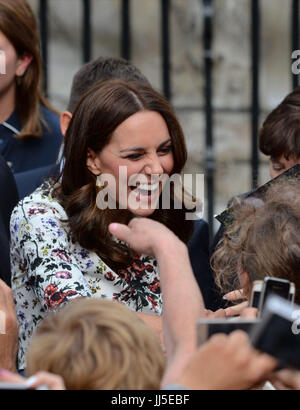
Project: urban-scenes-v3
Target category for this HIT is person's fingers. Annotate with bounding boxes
[223,289,246,301]
[208,332,228,346]
[0,369,24,383]
[0,281,16,315]
[28,371,66,390]
[212,309,227,318]
[0,279,8,307]
[108,223,131,241]
[224,301,249,317]
[205,309,226,318]
[272,369,300,390]
[248,352,278,384]
[240,307,258,318]
[226,330,252,355]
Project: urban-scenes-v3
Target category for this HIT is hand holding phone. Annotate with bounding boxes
[250,294,300,369]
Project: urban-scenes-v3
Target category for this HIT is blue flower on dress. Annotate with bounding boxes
[18,311,26,321]
[41,218,58,228]
[86,261,94,269]
[79,249,89,259]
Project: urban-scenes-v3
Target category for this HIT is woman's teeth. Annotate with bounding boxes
[130,183,160,198]
[137,183,159,192]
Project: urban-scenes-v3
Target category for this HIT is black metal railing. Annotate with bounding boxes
[121,0,131,61]
[38,0,300,240]
[39,0,48,95]
[82,0,92,63]
[203,0,214,242]
[251,0,260,190]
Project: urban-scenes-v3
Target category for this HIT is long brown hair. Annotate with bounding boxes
[55,80,193,272]
[212,179,300,304]
[0,0,58,138]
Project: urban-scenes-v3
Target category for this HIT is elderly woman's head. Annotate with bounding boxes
[212,179,300,304]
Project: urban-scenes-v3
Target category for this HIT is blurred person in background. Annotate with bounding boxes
[0,0,62,173]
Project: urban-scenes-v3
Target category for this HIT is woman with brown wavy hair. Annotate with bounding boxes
[0,0,61,173]
[10,79,194,371]
[211,179,300,306]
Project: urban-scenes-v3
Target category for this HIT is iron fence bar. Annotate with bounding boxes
[82,0,92,63]
[39,0,48,96]
[161,0,171,100]
[251,0,260,189]
[203,0,215,241]
[121,0,131,60]
[292,0,299,89]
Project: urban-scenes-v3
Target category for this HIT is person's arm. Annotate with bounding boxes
[109,218,205,386]
[0,369,65,390]
[0,279,18,372]
[154,237,205,386]
[135,313,163,346]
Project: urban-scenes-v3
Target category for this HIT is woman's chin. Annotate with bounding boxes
[129,206,157,217]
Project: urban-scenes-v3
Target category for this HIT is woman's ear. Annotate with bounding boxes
[15,53,33,77]
[60,111,72,137]
[86,148,102,175]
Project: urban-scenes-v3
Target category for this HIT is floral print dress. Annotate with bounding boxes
[10,180,162,370]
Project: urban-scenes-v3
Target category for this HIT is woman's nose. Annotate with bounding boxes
[144,155,164,175]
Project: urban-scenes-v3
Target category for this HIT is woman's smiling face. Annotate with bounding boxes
[87,110,174,216]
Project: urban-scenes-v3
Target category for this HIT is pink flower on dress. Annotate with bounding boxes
[55,271,72,279]
[51,249,72,262]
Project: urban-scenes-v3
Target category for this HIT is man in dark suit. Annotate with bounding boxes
[0,154,18,285]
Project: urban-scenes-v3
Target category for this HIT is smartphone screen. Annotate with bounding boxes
[251,290,261,308]
[250,280,263,308]
[260,278,290,312]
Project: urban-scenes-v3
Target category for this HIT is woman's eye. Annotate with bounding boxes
[126,153,143,160]
[159,145,172,154]
[272,164,283,171]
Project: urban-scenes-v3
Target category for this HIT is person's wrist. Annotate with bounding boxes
[154,236,187,260]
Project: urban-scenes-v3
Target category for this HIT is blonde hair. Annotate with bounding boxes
[26,298,165,390]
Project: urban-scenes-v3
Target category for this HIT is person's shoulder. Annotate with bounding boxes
[11,180,66,221]
[40,106,62,137]
[40,105,60,123]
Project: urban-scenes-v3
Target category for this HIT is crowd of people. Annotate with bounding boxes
[0,0,300,391]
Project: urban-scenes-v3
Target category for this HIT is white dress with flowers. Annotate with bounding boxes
[10,180,162,370]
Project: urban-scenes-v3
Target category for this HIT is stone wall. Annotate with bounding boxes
[28,0,294,225]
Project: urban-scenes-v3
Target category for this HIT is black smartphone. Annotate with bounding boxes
[250,294,300,369]
[197,317,259,345]
[250,278,295,310]
[258,277,291,313]
[249,280,263,309]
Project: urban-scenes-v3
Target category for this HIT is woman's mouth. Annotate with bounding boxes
[129,182,160,203]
